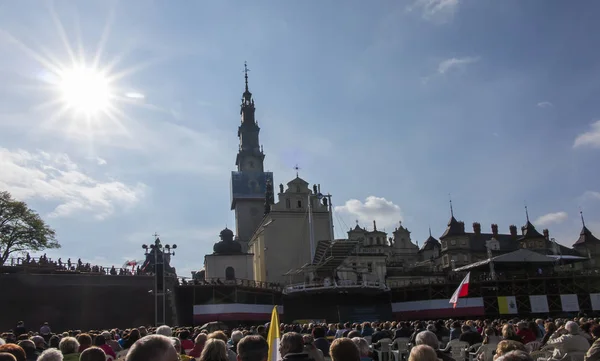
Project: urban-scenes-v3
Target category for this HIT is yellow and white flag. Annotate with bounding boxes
[267,306,282,361]
[498,296,518,314]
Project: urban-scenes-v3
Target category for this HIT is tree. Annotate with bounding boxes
[0,191,60,265]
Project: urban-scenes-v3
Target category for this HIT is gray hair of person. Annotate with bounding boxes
[408,345,438,361]
[565,321,580,335]
[495,350,533,361]
[231,331,244,344]
[156,325,173,337]
[101,332,112,340]
[37,348,64,361]
[426,324,437,333]
[415,331,439,350]
[58,337,80,355]
[351,337,370,357]
[171,337,181,352]
[126,335,176,361]
[280,333,304,355]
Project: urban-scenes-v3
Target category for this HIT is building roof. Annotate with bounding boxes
[440,216,465,239]
[519,221,544,240]
[573,226,600,247]
[419,235,441,252]
[453,249,557,271]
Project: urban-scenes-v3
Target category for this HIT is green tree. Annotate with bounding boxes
[0,191,60,265]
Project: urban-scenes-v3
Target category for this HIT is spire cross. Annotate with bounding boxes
[355,219,359,226]
[294,164,301,177]
[244,61,250,91]
[580,208,586,227]
[525,203,530,222]
[152,232,159,238]
[449,194,454,217]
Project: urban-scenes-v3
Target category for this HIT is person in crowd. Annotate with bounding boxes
[171,338,193,361]
[123,330,141,350]
[125,335,179,361]
[330,338,359,361]
[459,324,483,346]
[580,323,594,343]
[409,323,425,345]
[37,348,63,361]
[0,345,25,361]
[361,323,373,338]
[76,334,92,354]
[14,324,26,338]
[415,331,454,361]
[302,335,323,361]
[482,327,501,346]
[350,338,371,361]
[501,325,522,343]
[493,341,527,361]
[335,325,346,339]
[79,347,106,361]
[208,332,236,361]
[16,341,36,361]
[100,332,121,353]
[585,324,600,361]
[449,321,462,341]
[394,322,412,339]
[230,332,244,355]
[495,350,533,361]
[311,327,329,358]
[236,335,268,361]
[178,331,194,355]
[0,354,16,361]
[48,337,60,350]
[541,322,556,346]
[280,333,312,361]
[157,326,173,338]
[93,334,116,359]
[188,334,207,359]
[546,321,590,360]
[408,345,438,361]
[39,323,51,341]
[199,339,228,361]
[139,328,148,338]
[515,323,536,345]
[58,337,80,361]
[30,336,46,354]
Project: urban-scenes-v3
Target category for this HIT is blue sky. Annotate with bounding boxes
[1,0,599,277]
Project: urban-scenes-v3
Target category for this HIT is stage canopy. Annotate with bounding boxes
[453,248,576,272]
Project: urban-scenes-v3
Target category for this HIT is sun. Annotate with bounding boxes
[58,66,112,115]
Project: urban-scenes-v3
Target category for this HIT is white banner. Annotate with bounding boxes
[560,294,580,312]
[590,293,600,311]
[529,295,549,313]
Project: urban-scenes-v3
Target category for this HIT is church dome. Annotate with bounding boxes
[213,227,242,255]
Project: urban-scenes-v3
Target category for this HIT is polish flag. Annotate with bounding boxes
[449,272,470,308]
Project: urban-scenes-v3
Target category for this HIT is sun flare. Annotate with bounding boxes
[58,67,112,115]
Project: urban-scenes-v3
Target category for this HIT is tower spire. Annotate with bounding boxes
[581,208,586,227]
[525,203,530,223]
[244,61,250,92]
[449,194,454,217]
[429,226,432,237]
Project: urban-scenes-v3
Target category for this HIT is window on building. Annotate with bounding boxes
[297,200,302,208]
[441,241,447,249]
[463,254,468,262]
[369,237,374,245]
[376,237,380,244]
[225,267,235,281]
[368,263,372,272]
[451,239,457,246]
[296,186,300,192]
[285,198,290,209]
[460,239,466,246]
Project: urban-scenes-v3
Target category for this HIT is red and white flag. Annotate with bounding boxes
[449,272,470,308]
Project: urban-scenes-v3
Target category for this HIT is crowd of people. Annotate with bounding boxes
[1,317,600,361]
[7,254,143,277]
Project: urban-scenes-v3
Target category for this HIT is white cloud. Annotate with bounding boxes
[574,120,600,149]
[96,157,107,165]
[534,211,568,227]
[335,196,403,230]
[0,147,146,219]
[537,101,553,108]
[125,92,145,99]
[438,56,480,74]
[407,0,460,23]
[581,191,600,202]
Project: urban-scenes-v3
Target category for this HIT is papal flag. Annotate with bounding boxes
[267,306,282,361]
[498,296,518,314]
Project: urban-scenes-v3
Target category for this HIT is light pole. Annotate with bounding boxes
[142,235,177,326]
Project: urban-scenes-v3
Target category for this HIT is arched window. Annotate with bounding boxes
[225,267,235,281]
[285,198,291,209]
[297,200,302,208]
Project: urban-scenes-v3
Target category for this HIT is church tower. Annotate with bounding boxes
[230,63,274,251]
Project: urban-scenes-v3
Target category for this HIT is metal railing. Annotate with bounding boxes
[179,277,283,291]
[283,279,390,294]
[3,257,149,276]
